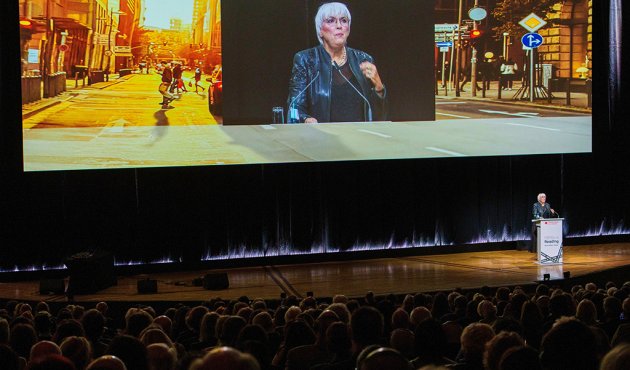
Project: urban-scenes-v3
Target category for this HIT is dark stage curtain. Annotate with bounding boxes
[0,1,628,270]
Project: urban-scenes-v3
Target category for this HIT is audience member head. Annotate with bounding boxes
[351,306,384,349]
[536,284,550,297]
[315,310,340,341]
[390,329,415,359]
[346,300,360,314]
[414,318,448,360]
[391,308,410,330]
[29,340,61,362]
[54,319,86,344]
[576,299,598,325]
[540,317,598,370]
[86,355,127,370]
[327,303,351,324]
[198,312,220,343]
[492,317,524,336]
[35,301,50,313]
[60,336,92,370]
[185,306,209,333]
[355,345,382,370]
[0,344,21,370]
[409,306,432,328]
[611,323,630,347]
[139,327,174,348]
[27,354,76,370]
[219,315,247,347]
[124,309,153,338]
[483,331,524,370]
[33,311,54,337]
[81,309,105,341]
[146,343,176,370]
[151,315,172,337]
[251,312,273,333]
[431,293,450,319]
[106,334,148,370]
[460,323,494,360]
[283,319,316,351]
[585,282,598,292]
[478,300,497,321]
[190,346,260,370]
[602,297,622,320]
[332,294,349,304]
[622,298,630,318]
[599,342,630,370]
[326,322,351,355]
[549,293,575,318]
[10,322,37,358]
[95,302,109,316]
[235,324,269,367]
[495,287,510,302]
[284,306,302,324]
[358,347,413,370]
[0,319,9,344]
[498,345,542,370]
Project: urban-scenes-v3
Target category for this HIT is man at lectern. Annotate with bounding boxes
[530,193,557,252]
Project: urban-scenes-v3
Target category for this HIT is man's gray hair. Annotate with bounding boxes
[537,193,546,202]
[315,2,352,45]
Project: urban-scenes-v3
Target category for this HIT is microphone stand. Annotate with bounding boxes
[288,70,320,123]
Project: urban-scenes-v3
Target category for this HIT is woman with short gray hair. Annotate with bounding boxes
[287,2,387,123]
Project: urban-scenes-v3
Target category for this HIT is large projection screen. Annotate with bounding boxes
[19,0,591,171]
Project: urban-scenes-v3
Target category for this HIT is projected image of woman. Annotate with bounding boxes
[287,2,387,123]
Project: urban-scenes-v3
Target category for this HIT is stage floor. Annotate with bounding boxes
[2,243,629,303]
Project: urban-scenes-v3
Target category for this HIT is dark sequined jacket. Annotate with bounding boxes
[532,202,553,219]
[287,44,387,123]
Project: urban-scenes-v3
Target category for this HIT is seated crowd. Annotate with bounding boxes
[2,280,630,370]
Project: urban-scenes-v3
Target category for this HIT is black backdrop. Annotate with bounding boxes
[0,1,628,270]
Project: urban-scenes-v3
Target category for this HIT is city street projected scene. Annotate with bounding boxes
[19,0,591,171]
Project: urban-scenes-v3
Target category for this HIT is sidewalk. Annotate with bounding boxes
[435,80,592,113]
[22,73,136,119]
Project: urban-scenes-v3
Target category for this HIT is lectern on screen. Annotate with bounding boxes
[533,218,564,265]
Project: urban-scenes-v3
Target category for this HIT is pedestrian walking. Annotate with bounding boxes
[170,62,187,94]
[479,58,493,91]
[159,62,175,109]
[194,67,205,93]
[500,58,518,90]
[459,63,481,92]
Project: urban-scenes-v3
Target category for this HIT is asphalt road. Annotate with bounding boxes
[22,74,592,171]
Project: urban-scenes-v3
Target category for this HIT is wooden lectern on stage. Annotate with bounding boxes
[532,218,564,264]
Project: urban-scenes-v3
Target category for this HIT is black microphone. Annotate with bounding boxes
[288,70,320,123]
[332,61,373,122]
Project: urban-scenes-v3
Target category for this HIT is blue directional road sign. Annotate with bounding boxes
[436,41,453,47]
[521,33,544,48]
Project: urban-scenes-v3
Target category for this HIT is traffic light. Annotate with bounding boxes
[470,28,484,47]
[470,29,483,39]
[19,17,33,39]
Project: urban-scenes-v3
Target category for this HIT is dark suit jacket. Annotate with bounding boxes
[532,202,553,219]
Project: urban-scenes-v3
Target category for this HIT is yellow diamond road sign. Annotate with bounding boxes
[519,13,547,33]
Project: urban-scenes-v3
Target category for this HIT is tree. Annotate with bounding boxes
[492,0,557,40]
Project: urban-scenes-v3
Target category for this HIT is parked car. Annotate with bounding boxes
[206,65,223,115]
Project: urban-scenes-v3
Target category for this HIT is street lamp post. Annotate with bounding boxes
[502,32,510,60]
[455,0,463,97]
[105,8,126,82]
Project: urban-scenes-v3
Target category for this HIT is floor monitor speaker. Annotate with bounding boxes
[39,278,65,295]
[137,279,158,294]
[203,273,229,290]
